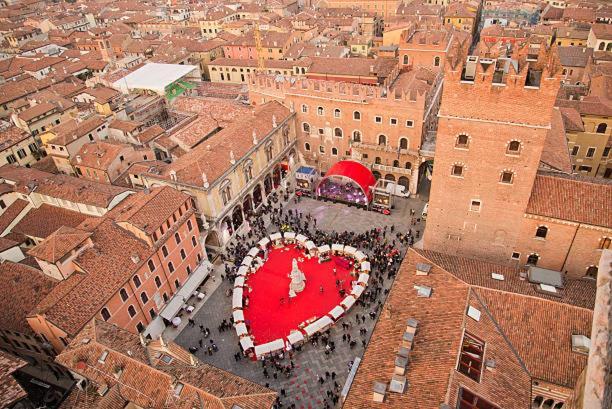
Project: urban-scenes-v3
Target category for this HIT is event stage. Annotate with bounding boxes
[243,245,354,344]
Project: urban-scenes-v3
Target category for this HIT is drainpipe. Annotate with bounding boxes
[561,223,580,273]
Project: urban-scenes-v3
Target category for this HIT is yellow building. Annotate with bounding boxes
[560,101,612,178]
[555,26,590,47]
[139,97,298,253]
[443,2,479,35]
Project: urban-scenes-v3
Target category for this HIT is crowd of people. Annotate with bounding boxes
[187,185,423,409]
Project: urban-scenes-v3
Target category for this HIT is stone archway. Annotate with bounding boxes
[243,194,253,216]
[232,205,243,230]
[273,165,281,188]
[385,174,396,182]
[398,176,409,189]
[222,216,233,236]
[253,184,263,208]
[264,174,273,195]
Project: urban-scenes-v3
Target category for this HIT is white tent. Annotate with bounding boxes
[235,323,248,337]
[357,273,370,285]
[354,251,367,262]
[254,338,285,357]
[296,234,308,245]
[232,288,243,309]
[344,246,357,256]
[234,276,245,288]
[318,244,330,253]
[237,266,249,277]
[232,310,244,323]
[284,232,296,240]
[304,316,334,336]
[286,331,305,346]
[341,295,356,310]
[270,232,282,242]
[241,255,253,267]
[351,285,365,298]
[305,240,316,252]
[360,261,371,272]
[258,237,270,249]
[248,247,259,258]
[328,305,344,320]
[240,337,254,350]
[332,243,344,253]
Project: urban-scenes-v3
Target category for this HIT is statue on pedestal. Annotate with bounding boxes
[288,258,306,298]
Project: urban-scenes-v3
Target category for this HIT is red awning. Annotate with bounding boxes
[318,160,376,200]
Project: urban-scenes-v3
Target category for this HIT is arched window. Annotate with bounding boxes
[141,292,148,304]
[352,130,361,142]
[353,111,361,120]
[133,275,141,288]
[304,142,311,151]
[334,127,343,137]
[399,137,408,150]
[120,288,128,301]
[434,56,440,67]
[332,147,338,155]
[302,122,310,133]
[596,123,607,134]
[175,232,181,244]
[301,104,308,113]
[155,276,162,287]
[393,160,400,167]
[507,140,521,154]
[455,134,469,148]
[599,237,611,250]
[607,43,612,52]
[405,162,412,169]
[527,253,539,265]
[403,55,409,65]
[586,265,598,279]
[334,108,341,118]
[599,42,606,51]
[317,106,324,116]
[535,225,548,238]
[128,305,136,317]
[168,262,175,273]
[147,259,155,272]
[101,308,111,321]
[375,157,382,164]
[162,245,168,257]
[378,134,387,146]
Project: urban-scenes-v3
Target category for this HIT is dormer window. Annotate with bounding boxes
[457,333,484,382]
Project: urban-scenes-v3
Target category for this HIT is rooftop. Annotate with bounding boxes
[112,62,198,94]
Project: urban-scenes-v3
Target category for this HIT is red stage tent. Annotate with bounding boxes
[318,160,377,200]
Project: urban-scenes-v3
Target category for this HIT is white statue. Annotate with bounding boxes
[288,258,306,297]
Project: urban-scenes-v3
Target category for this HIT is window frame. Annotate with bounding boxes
[457,332,485,382]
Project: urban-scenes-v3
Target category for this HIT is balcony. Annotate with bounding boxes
[373,163,411,176]
[352,141,418,156]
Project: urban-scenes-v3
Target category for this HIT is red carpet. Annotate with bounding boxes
[243,245,354,344]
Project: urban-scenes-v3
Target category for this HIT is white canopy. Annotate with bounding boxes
[286,331,305,345]
[235,323,248,337]
[248,247,260,257]
[270,232,282,241]
[258,237,270,248]
[344,246,357,256]
[237,266,249,277]
[318,244,331,253]
[341,295,356,310]
[232,310,244,323]
[332,243,344,252]
[305,240,316,251]
[296,234,308,244]
[329,305,344,320]
[354,251,367,262]
[254,338,285,357]
[351,285,365,298]
[159,262,211,321]
[240,337,254,350]
[234,276,245,288]
[232,288,243,309]
[304,316,334,336]
[357,273,370,285]
[360,261,371,272]
[284,232,296,239]
[241,255,253,267]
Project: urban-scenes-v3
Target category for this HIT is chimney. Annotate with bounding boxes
[229,150,235,164]
[372,382,387,403]
[76,155,82,163]
[252,130,258,145]
[202,172,209,188]
[169,170,177,181]
[272,115,277,127]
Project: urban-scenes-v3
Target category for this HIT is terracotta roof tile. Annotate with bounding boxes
[0,261,58,335]
[12,204,89,240]
[526,172,612,228]
[0,199,29,235]
[27,226,91,263]
[0,351,27,408]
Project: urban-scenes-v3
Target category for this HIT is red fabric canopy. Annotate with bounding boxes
[318,160,377,199]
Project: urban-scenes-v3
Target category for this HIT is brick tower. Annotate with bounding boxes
[423,48,562,263]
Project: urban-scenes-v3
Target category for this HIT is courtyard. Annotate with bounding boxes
[173,195,426,408]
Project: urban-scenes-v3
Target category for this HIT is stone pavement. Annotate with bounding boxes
[174,196,427,409]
